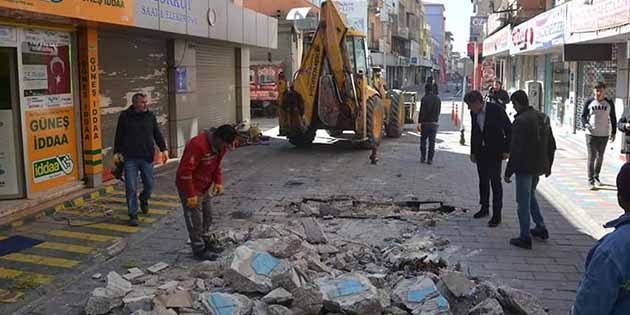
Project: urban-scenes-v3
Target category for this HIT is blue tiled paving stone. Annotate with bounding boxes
[333,278,369,297]
[208,293,238,315]
[250,252,280,276]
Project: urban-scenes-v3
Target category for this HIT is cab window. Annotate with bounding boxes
[354,37,367,76]
[345,37,356,73]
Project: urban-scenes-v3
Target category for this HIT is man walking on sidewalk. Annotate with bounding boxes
[465,90,512,227]
[114,93,169,226]
[504,90,556,250]
[572,163,630,315]
[581,82,617,190]
[175,125,237,261]
[418,84,441,164]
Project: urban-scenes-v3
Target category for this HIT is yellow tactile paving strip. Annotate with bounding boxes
[0,188,178,303]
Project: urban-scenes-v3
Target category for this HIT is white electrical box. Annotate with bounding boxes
[525,81,543,112]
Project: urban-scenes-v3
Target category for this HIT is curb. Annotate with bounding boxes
[0,185,116,234]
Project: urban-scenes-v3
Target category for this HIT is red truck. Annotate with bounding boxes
[250,64,283,117]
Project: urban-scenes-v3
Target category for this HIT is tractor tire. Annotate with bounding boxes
[360,95,384,149]
[288,129,316,147]
[386,90,404,138]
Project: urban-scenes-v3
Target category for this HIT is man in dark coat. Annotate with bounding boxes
[464,90,512,227]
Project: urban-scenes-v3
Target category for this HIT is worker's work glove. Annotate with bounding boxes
[212,184,224,195]
[113,153,124,164]
[186,196,199,209]
[161,151,169,164]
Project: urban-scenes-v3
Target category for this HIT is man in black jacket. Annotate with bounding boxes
[504,90,556,249]
[465,90,512,227]
[619,111,630,161]
[418,84,441,164]
[114,93,169,226]
[489,81,510,110]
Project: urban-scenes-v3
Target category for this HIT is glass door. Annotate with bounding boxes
[0,47,25,199]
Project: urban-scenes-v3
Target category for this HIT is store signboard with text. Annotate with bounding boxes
[0,0,133,26]
[510,4,566,54]
[333,0,368,35]
[483,25,510,57]
[21,29,78,192]
[567,0,630,43]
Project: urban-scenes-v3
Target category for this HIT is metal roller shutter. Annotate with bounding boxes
[195,41,236,128]
[98,31,168,179]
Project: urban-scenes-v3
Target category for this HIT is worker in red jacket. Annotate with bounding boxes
[175,125,237,260]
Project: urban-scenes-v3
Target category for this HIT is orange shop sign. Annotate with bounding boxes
[0,0,133,26]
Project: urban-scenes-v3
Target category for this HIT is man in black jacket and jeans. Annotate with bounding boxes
[418,84,441,164]
[465,90,512,227]
[114,93,169,226]
[504,90,556,249]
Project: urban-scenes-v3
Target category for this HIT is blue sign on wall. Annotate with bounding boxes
[176,67,187,93]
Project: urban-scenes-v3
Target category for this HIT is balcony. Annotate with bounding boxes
[393,26,409,39]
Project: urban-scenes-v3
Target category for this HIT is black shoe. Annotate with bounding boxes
[488,217,501,227]
[420,158,426,164]
[530,227,549,240]
[588,181,597,191]
[510,237,532,249]
[473,208,489,219]
[129,216,139,227]
[427,160,433,165]
[140,199,149,214]
[193,250,219,261]
[594,178,602,188]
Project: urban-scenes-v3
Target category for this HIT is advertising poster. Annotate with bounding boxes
[22,29,73,109]
[0,110,19,196]
[25,107,78,192]
[333,0,368,35]
[0,0,133,26]
[20,29,79,193]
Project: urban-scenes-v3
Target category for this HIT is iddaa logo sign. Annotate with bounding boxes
[33,154,74,183]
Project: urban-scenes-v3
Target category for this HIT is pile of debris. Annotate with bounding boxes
[286,197,461,226]
[85,223,547,315]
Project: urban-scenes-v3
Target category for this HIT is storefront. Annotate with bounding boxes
[482,25,510,89]
[0,24,84,213]
[510,3,568,125]
[0,0,277,208]
[566,0,629,132]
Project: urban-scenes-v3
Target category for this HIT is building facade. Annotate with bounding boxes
[424,2,445,83]
[481,0,630,160]
[0,1,277,216]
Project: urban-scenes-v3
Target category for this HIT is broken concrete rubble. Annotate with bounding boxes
[156,290,193,308]
[202,292,253,315]
[262,288,294,305]
[439,271,474,298]
[148,262,169,274]
[268,304,293,315]
[301,218,328,244]
[224,245,291,293]
[124,267,145,281]
[469,298,504,315]
[85,272,133,315]
[253,300,269,315]
[317,272,383,315]
[290,284,324,315]
[392,276,450,314]
[497,286,547,315]
[271,266,306,292]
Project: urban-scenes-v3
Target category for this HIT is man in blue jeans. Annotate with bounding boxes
[418,84,441,164]
[114,93,169,226]
[572,163,630,314]
[504,90,556,249]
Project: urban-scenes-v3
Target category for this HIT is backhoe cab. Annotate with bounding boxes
[278,0,403,149]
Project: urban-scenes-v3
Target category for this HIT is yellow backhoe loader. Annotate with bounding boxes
[278,0,404,149]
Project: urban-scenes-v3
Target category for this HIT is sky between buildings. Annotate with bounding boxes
[427,0,474,54]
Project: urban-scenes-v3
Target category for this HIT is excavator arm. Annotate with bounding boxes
[284,0,352,131]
